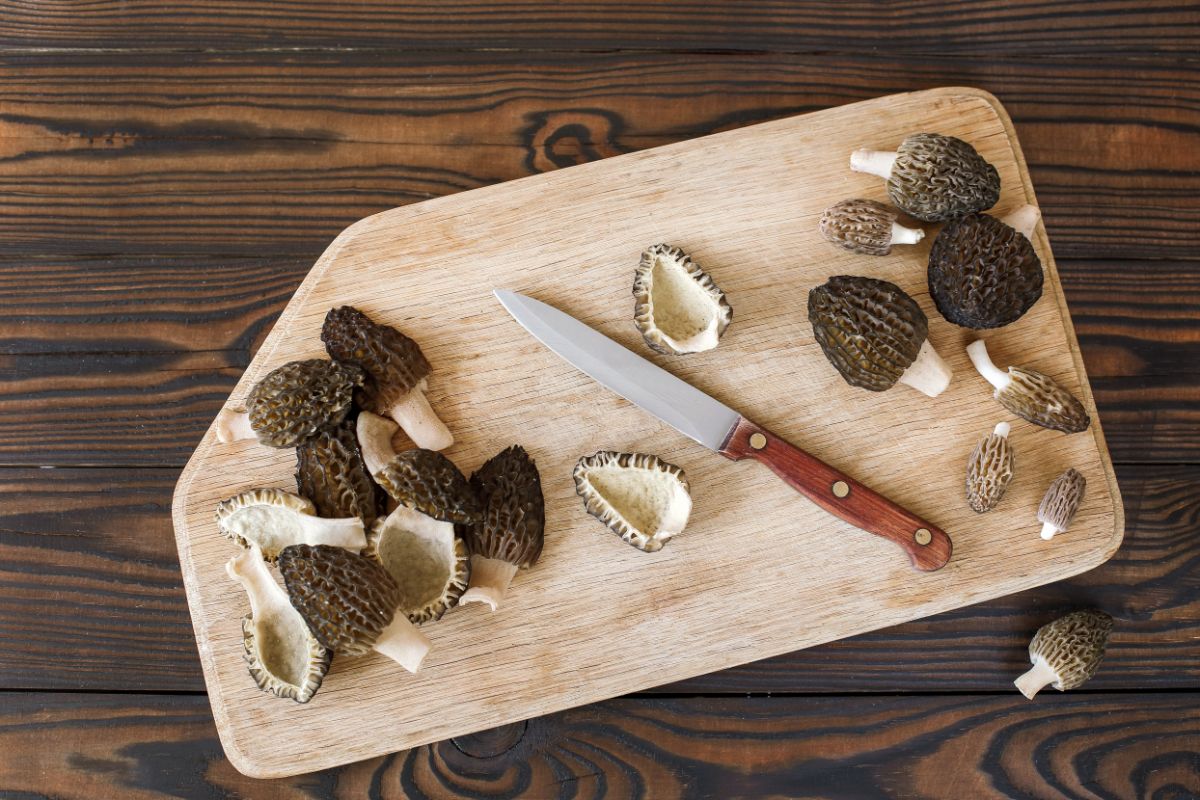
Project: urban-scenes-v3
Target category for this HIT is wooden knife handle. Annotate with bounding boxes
[719,417,951,571]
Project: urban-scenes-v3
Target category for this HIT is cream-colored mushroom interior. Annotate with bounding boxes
[225,505,303,557]
[375,508,455,614]
[586,465,691,537]
[253,600,313,688]
[649,252,721,351]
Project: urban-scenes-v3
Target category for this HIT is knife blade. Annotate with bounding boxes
[495,289,951,571]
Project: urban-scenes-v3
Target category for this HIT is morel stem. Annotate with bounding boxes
[295,514,367,551]
[388,379,453,451]
[372,613,431,673]
[1040,521,1061,541]
[849,148,897,179]
[1015,656,1057,699]
[897,339,952,397]
[890,222,925,245]
[967,340,1012,392]
[1002,204,1041,240]
[226,544,285,620]
[994,421,1011,439]
[215,408,256,443]
[459,556,519,612]
[357,411,400,476]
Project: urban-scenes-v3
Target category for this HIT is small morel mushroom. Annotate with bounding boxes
[295,418,384,529]
[850,133,1001,222]
[215,488,366,560]
[458,445,545,611]
[819,199,925,256]
[1038,467,1086,540]
[928,205,1044,329]
[808,275,952,397]
[215,359,362,447]
[573,451,691,552]
[321,305,453,451]
[633,244,732,355]
[1015,609,1112,699]
[966,422,1015,513]
[966,340,1090,433]
[277,543,431,673]
[226,544,331,703]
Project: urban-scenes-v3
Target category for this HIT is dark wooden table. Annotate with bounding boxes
[1,2,1198,797]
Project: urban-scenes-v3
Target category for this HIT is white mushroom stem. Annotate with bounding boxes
[226,544,286,620]
[1002,204,1041,240]
[890,222,925,246]
[966,340,1012,393]
[382,503,453,544]
[1014,655,1058,699]
[993,421,1011,439]
[849,148,897,179]
[358,411,400,476]
[387,378,454,451]
[1040,521,1063,541]
[897,339,953,397]
[296,513,367,551]
[371,613,431,673]
[215,408,256,443]
[459,556,520,612]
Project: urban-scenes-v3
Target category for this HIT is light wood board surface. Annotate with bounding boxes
[172,87,1123,778]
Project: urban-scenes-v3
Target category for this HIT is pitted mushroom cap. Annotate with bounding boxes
[463,445,545,568]
[374,448,482,525]
[295,417,384,528]
[820,199,907,256]
[1039,468,1087,535]
[1028,609,1112,691]
[321,306,431,413]
[888,133,1000,222]
[245,359,363,448]
[965,422,1015,513]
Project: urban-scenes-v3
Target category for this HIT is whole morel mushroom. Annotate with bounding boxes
[573,451,691,552]
[850,133,1001,222]
[819,199,925,256]
[1038,467,1086,540]
[633,244,732,355]
[277,543,431,673]
[321,305,453,451]
[458,445,545,611]
[965,422,1015,513]
[1015,609,1112,699]
[808,275,952,397]
[215,359,362,447]
[216,488,367,560]
[966,340,1090,433]
[296,418,384,529]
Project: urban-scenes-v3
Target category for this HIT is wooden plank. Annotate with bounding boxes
[1,691,1197,796]
[0,52,1197,260]
[0,0,1194,54]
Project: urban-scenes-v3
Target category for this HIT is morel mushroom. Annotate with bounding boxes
[808,275,952,397]
[1038,467,1086,540]
[215,488,367,560]
[1015,609,1112,699]
[215,359,362,447]
[226,544,331,703]
[819,199,925,256]
[850,133,1001,222]
[573,451,691,552]
[966,340,1090,433]
[277,543,431,673]
[322,305,453,451]
[966,422,1015,513]
[928,205,1044,329]
[633,244,732,355]
[458,445,545,611]
[296,418,384,529]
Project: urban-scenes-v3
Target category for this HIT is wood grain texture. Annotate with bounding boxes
[171,89,1122,776]
[0,1,1194,53]
[1,692,1197,799]
[0,52,1197,260]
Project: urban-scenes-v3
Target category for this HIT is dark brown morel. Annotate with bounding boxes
[215,359,362,447]
[851,133,1000,222]
[296,417,384,528]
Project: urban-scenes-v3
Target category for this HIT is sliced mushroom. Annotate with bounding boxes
[215,488,366,560]
[1038,468,1086,540]
[928,206,1044,329]
[458,445,545,611]
[966,422,1015,513]
[850,133,1001,222]
[633,244,732,355]
[226,544,331,703]
[573,451,691,552]
[819,199,925,256]
[1015,609,1112,699]
[215,359,363,447]
[278,543,431,673]
[966,340,1090,433]
[322,306,453,451]
[808,275,952,397]
[295,417,384,529]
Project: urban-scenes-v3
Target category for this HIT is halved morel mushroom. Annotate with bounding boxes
[278,543,431,673]
[633,244,732,355]
[322,305,453,451]
[850,133,1001,222]
[928,205,1044,329]
[819,199,925,256]
[966,340,1090,433]
[296,418,384,529]
[808,275,952,397]
[215,488,367,560]
[573,451,691,552]
[1015,609,1112,699]
[226,544,331,703]
[215,359,363,447]
[1038,467,1086,540]
[966,422,1015,513]
[458,445,545,611]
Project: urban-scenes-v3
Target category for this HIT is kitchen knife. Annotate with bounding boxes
[495,289,952,572]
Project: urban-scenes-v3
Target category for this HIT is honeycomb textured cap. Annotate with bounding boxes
[998,368,1091,433]
[375,448,482,524]
[819,199,899,256]
[462,445,545,567]
[246,359,363,448]
[1029,609,1112,690]
[277,544,400,657]
[965,430,1015,513]
[929,213,1043,329]
[321,306,431,413]
[295,416,384,528]
[1038,468,1087,530]
[888,133,1000,222]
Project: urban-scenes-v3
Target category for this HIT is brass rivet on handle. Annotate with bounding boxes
[831,480,850,498]
[914,528,932,546]
[749,432,767,450]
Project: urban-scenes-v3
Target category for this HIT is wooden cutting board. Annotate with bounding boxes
[172,87,1123,778]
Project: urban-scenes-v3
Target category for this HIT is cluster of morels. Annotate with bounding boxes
[214,307,545,703]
